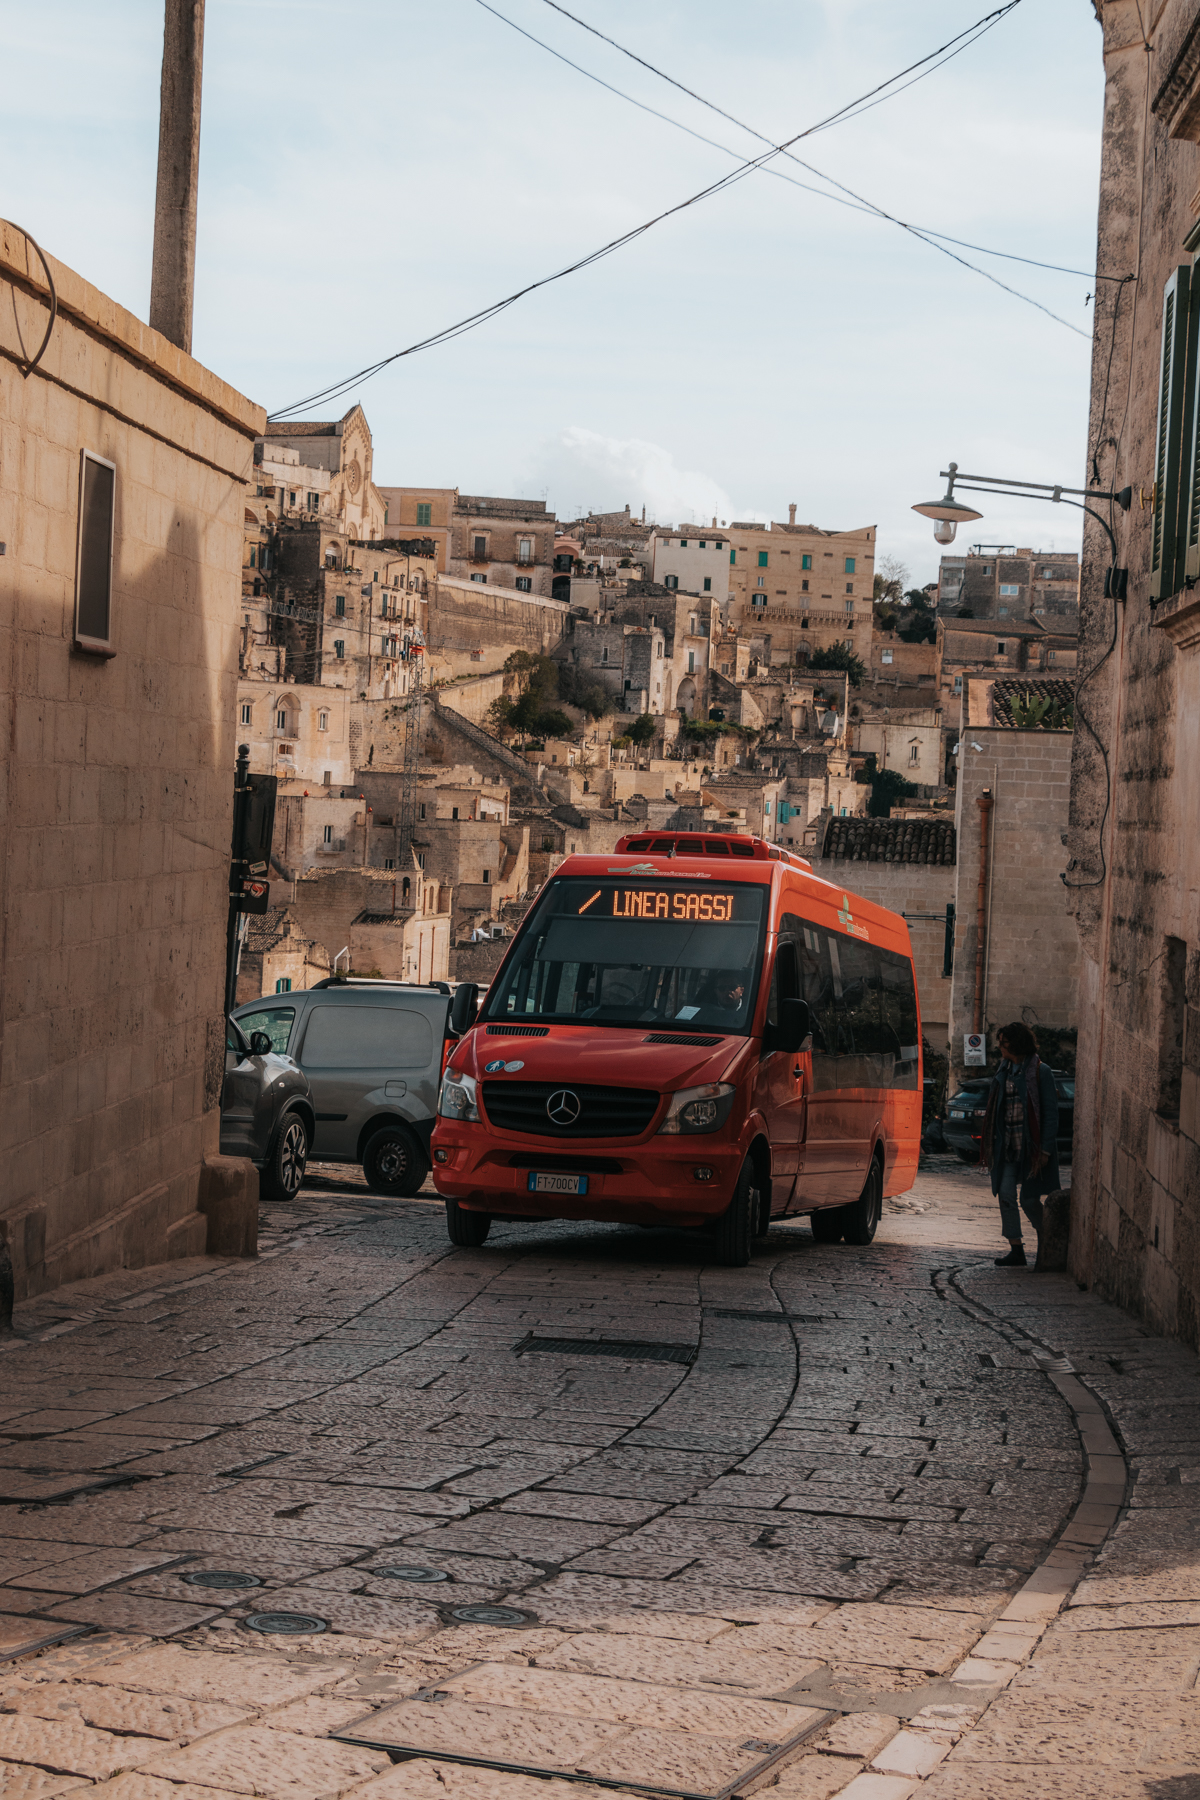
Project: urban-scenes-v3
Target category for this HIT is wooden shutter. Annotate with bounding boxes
[1151,266,1194,600]
[1182,269,1200,584]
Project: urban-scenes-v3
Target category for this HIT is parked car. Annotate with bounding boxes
[220,1016,314,1201]
[943,1069,1074,1164]
[233,980,453,1197]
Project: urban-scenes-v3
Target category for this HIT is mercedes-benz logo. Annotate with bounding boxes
[546,1089,582,1125]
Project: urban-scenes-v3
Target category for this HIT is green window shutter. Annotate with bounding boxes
[729,549,735,565]
[1151,265,1193,600]
[802,554,812,570]
[845,557,856,574]
[758,551,768,567]
[1182,275,1200,584]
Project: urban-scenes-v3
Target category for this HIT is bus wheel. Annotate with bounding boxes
[810,1208,844,1244]
[446,1199,491,1247]
[712,1160,756,1267]
[842,1160,884,1246]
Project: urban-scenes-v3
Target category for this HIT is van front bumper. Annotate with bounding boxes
[431,1126,743,1227]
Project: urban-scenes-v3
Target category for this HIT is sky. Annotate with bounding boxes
[1,0,1106,586]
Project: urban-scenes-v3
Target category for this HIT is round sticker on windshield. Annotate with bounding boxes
[503,1060,524,1072]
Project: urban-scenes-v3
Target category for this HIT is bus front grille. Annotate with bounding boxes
[482,1081,660,1138]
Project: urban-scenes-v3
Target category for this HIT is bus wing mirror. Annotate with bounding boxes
[449,983,480,1036]
[779,998,812,1054]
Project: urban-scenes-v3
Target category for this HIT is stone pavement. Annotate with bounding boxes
[0,1158,1196,1800]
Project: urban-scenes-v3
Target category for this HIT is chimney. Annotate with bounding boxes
[712,516,717,528]
[788,503,797,527]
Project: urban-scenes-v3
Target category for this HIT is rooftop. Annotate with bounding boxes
[822,814,956,865]
[989,677,1077,727]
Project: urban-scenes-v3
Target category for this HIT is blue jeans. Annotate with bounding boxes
[998,1160,1044,1242]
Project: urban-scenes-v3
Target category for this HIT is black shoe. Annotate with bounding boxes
[995,1245,1027,1267]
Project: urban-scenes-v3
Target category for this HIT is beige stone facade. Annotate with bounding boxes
[725,518,875,667]
[0,224,264,1300]
[448,495,557,598]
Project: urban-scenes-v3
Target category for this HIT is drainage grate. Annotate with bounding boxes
[706,1309,826,1324]
[372,1565,450,1583]
[243,1611,327,1635]
[183,1570,262,1589]
[445,1604,534,1626]
[514,1334,696,1365]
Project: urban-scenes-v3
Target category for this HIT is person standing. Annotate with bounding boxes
[981,1021,1059,1268]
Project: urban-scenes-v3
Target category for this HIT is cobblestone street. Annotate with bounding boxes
[2,1163,1198,1800]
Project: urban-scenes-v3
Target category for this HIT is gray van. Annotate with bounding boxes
[233,980,451,1197]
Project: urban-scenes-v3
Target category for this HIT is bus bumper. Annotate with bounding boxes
[431,1128,744,1227]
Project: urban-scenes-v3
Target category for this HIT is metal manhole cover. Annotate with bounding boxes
[182,1570,263,1589]
[373,1565,451,1583]
[243,1611,327,1635]
[445,1604,533,1627]
[513,1334,696,1366]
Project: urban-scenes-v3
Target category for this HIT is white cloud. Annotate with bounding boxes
[520,427,742,529]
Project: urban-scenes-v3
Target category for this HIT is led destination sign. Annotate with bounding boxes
[577,886,740,922]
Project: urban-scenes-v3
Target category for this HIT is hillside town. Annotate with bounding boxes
[6,4,1200,1796]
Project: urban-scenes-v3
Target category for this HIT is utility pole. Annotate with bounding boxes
[149,0,206,353]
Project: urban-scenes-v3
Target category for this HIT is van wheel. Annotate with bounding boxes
[810,1208,844,1244]
[261,1114,308,1203]
[446,1199,491,1247]
[712,1159,757,1267]
[362,1125,427,1198]
[842,1160,884,1246]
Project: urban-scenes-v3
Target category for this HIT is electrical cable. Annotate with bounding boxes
[478,0,1091,336]
[268,3,1043,419]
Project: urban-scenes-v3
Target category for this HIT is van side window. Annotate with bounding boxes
[236,1007,294,1054]
[300,1004,434,1070]
[785,912,918,1090]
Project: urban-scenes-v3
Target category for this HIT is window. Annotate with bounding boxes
[764,800,772,816]
[657,641,664,658]
[689,615,697,634]
[1047,650,1057,663]
[518,537,533,563]
[384,858,395,871]
[323,824,333,844]
[417,502,432,527]
[601,646,609,663]
[845,600,854,613]
[699,539,706,548]
[801,554,812,570]
[276,709,287,730]
[665,574,678,590]
[249,547,257,569]
[844,557,856,574]
[241,703,252,724]
[1153,266,1193,599]
[715,539,724,549]
[881,649,893,664]
[703,577,712,592]
[318,710,329,731]
[452,806,459,821]
[981,563,993,575]
[680,538,688,547]
[801,578,809,592]
[846,582,854,594]
[998,607,1009,616]
[757,551,768,567]
[999,583,1019,596]
[483,869,491,883]
[996,641,1007,654]
[74,449,116,654]
[909,742,920,766]
[419,802,427,819]
[473,534,487,558]
[687,650,696,673]
[308,491,318,510]
[953,674,963,692]
[334,640,345,658]
[237,1006,294,1053]
[515,575,532,592]
[471,573,486,583]
[335,595,345,616]
[730,549,736,565]
[275,978,292,994]
[756,576,765,588]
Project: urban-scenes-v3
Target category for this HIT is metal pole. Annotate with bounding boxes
[224,743,250,1018]
[149,0,206,353]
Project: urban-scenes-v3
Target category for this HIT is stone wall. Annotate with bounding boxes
[0,223,264,1299]
[425,576,566,680]
[948,719,1077,1082]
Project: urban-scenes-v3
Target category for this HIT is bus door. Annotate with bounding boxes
[792,915,868,1202]
[753,938,805,1213]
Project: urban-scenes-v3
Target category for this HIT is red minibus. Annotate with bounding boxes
[432,831,921,1265]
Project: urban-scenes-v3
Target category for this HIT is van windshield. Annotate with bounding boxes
[484,878,769,1033]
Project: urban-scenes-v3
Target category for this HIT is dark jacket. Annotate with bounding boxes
[982,1057,1060,1196]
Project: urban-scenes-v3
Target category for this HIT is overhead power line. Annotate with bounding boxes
[267,1,1040,420]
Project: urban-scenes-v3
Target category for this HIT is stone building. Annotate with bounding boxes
[0,223,263,1300]
[261,405,385,543]
[448,494,557,598]
[936,547,1080,624]
[936,616,1078,716]
[725,514,875,667]
[1065,0,1200,1348]
[235,907,329,1004]
[647,527,731,605]
[376,486,456,571]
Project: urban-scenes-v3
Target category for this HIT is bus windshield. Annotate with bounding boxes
[484,878,769,1033]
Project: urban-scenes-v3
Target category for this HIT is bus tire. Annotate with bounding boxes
[446,1199,491,1247]
[810,1208,844,1244]
[712,1160,756,1267]
[842,1159,884,1246]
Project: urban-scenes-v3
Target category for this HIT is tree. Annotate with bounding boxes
[873,553,909,605]
[557,660,613,719]
[854,753,918,817]
[808,644,866,688]
[626,712,657,746]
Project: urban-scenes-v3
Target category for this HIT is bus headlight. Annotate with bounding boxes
[438,1070,479,1121]
[658,1082,735,1135]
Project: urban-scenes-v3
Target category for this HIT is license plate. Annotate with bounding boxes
[949,1111,965,1119]
[528,1172,588,1196]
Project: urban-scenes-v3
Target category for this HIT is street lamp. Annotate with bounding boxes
[912,461,1132,598]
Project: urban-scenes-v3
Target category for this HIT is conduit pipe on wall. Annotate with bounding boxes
[973,789,994,1034]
